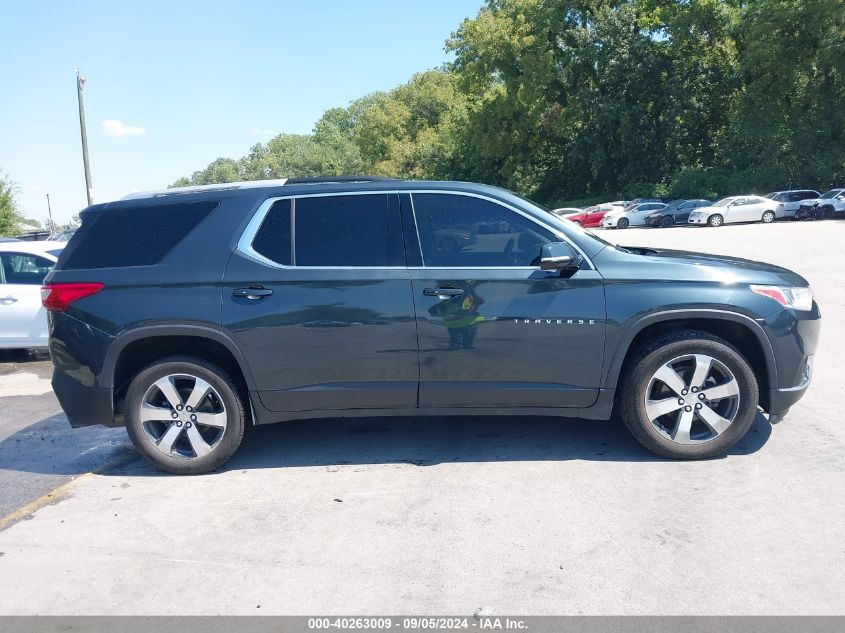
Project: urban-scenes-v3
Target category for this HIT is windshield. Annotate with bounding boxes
[820,189,843,199]
[713,198,733,207]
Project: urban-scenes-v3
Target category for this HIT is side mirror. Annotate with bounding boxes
[540,242,582,271]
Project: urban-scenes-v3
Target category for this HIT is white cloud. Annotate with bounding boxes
[102,119,146,137]
[252,127,279,138]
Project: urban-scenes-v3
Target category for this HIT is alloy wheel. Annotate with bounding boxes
[762,211,775,223]
[139,374,228,459]
[644,354,740,445]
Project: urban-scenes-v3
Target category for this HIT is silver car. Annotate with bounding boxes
[765,190,820,219]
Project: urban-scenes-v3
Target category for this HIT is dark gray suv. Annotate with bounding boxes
[42,177,820,474]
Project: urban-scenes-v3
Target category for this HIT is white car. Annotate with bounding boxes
[600,202,667,229]
[765,190,820,219]
[688,196,778,227]
[0,241,65,349]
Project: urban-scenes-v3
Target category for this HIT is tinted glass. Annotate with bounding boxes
[412,193,557,267]
[252,199,291,265]
[295,194,390,267]
[61,201,217,269]
[0,253,54,284]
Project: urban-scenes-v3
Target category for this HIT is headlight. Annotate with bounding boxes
[751,285,814,311]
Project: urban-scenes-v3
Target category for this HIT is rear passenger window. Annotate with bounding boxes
[252,199,291,265]
[294,194,390,267]
[61,201,217,269]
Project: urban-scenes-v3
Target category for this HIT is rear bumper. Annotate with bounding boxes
[52,367,116,428]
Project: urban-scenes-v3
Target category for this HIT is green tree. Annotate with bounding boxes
[0,170,23,236]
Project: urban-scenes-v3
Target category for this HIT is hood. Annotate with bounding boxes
[604,210,625,219]
[595,246,809,287]
[689,205,722,215]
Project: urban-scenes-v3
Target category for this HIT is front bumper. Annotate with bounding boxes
[762,302,821,418]
[688,215,708,225]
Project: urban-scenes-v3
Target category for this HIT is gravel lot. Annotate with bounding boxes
[0,220,842,615]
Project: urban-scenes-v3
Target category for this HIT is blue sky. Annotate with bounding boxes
[0,0,482,224]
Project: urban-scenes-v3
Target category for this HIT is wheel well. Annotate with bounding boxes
[112,335,250,416]
[617,318,771,411]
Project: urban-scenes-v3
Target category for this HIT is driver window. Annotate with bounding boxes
[0,252,54,285]
[412,193,558,267]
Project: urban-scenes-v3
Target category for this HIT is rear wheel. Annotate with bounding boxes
[661,215,674,227]
[617,217,630,229]
[707,214,723,227]
[571,220,582,226]
[761,210,775,223]
[124,356,246,474]
[619,331,758,459]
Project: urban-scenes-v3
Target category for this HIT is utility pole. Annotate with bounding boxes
[76,69,93,206]
[46,193,54,233]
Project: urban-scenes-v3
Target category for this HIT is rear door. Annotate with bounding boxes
[404,191,605,409]
[0,251,54,346]
[222,192,419,412]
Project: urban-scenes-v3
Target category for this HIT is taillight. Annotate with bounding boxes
[41,283,104,312]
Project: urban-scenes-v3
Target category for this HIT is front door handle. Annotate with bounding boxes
[233,287,273,300]
[423,287,464,298]
[0,295,17,305]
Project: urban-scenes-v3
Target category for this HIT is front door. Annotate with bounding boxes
[404,192,606,409]
[0,251,54,346]
[222,192,419,412]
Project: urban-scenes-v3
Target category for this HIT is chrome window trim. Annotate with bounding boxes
[236,188,594,271]
[236,191,406,270]
[405,190,594,270]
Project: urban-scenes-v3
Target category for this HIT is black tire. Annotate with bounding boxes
[617,217,630,229]
[761,210,775,224]
[618,331,759,460]
[661,215,674,227]
[707,214,723,227]
[571,220,582,226]
[124,356,246,474]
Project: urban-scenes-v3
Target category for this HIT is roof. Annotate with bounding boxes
[0,240,66,256]
[120,176,398,201]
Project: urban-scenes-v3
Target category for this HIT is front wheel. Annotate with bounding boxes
[617,217,630,229]
[661,215,674,227]
[707,214,723,227]
[124,356,246,474]
[571,220,582,226]
[761,210,775,223]
[618,331,759,459]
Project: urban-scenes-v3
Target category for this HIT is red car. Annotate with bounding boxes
[566,206,609,227]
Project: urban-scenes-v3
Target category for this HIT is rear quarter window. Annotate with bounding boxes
[59,201,218,269]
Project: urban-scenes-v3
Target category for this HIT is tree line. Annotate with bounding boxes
[169,0,841,207]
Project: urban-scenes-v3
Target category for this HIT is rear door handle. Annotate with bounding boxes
[0,295,17,305]
[423,287,464,298]
[233,287,273,300]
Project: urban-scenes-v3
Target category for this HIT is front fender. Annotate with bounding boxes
[603,308,778,392]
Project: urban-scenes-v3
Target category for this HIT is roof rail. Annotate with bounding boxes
[120,175,398,201]
[284,175,398,185]
[120,179,290,200]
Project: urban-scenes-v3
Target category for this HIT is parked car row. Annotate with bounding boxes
[557,188,845,229]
